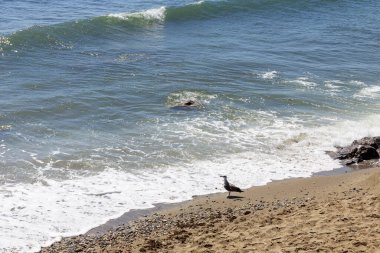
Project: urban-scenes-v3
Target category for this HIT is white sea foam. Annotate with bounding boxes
[349,80,367,87]
[323,80,345,96]
[192,0,205,5]
[289,77,317,88]
[258,70,278,80]
[354,85,380,99]
[108,7,166,22]
[324,80,343,90]
[1,114,380,252]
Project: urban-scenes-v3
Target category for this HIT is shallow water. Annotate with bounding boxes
[1,0,380,251]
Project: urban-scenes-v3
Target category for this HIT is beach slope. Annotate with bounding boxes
[41,167,380,253]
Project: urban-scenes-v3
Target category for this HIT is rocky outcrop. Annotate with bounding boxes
[332,136,380,165]
[170,100,203,110]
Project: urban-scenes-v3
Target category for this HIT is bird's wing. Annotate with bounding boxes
[229,183,243,192]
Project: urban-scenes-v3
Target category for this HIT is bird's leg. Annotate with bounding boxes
[228,191,230,197]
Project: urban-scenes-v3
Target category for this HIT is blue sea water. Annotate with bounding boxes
[1,0,380,251]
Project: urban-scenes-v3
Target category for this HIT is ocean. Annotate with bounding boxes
[1,0,380,251]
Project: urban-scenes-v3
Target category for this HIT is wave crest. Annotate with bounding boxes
[108,6,166,23]
[0,0,291,52]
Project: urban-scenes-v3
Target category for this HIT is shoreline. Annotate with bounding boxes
[85,165,354,236]
[40,164,380,252]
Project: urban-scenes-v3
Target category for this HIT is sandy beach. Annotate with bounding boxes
[3,0,380,251]
[40,165,380,253]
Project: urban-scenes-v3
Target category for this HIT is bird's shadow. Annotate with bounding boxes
[227,196,244,199]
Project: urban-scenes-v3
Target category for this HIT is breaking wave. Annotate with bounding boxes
[0,0,316,51]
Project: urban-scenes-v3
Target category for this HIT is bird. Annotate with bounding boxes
[220,175,243,197]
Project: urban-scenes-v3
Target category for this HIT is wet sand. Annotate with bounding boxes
[40,166,380,253]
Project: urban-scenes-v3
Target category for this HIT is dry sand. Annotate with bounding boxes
[40,167,380,253]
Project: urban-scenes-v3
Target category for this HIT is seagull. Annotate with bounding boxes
[220,175,243,197]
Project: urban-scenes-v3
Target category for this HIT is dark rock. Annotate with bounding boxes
[366,213,380,219]
[228,215,237,222]
[331,136,380,165]
[335,146,358,160]
[344,159,356,166]
[355,145,379,160]
[352,136,380,148]
[170,99,203,110]
[204,243,213,248]
[353,241,368,247]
